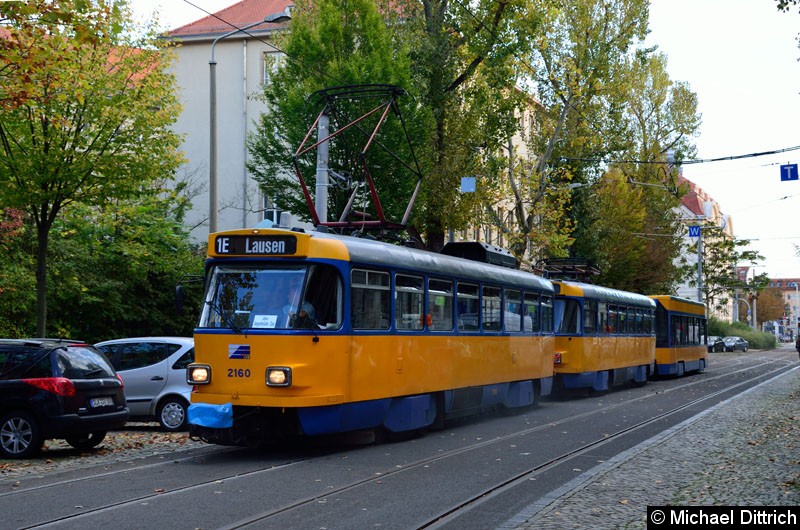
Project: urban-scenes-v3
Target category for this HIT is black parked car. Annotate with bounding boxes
[707,335,725,353]
[722,336,749,352]
[0,339,129,458]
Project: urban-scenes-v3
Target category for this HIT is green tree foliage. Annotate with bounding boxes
[45,192,203,341]
[494,0,650,266]
[406,0,535,249]
[776,0,800,13]
[0,208,36,336]
[247,0,422,233]
[573,50,700,293]
[583,168,646,289]
[0,192,203,340]
[697,232,766,315]
[0,0,184,335]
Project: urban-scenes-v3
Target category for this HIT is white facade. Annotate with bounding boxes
[166,28,289,242]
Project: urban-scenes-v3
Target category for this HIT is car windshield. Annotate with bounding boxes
[55,346,116,379]
[199,263,343,331]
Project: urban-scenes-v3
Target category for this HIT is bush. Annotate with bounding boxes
[708,317,777,350]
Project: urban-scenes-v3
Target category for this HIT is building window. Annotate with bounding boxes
[262,52,283,86]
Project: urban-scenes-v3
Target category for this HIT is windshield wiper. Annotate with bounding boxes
[80,368,109,378]
[206,299,243,334]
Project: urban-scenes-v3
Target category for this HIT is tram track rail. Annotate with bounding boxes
[219,358,797,529]
[3,351,795,530]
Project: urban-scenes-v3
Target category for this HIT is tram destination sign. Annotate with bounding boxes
[214,234,297,256]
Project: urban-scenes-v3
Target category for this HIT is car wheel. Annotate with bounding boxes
[157,397,188,432]
[0,411,44,459]
[65,432,106,450]
[743,346,748,352]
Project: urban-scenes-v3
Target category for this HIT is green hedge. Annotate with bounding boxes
[707,317,777,350]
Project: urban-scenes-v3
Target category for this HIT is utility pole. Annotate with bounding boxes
[315,112,329,224]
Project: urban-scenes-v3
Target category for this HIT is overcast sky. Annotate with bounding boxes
[133,0,800,279]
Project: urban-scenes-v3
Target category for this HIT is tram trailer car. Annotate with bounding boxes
[650,295,707,377]
[552,280,657,392]
[186,228,556,446]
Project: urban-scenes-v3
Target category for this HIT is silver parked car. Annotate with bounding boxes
[722,336,749,352]
[94,337,193,431]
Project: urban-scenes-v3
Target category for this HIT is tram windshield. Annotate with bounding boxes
[199,263,343,331]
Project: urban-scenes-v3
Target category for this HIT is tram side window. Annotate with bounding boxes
[457,283,480,331]
[524,292,540,332]
[304,264,343,329]
[504,289,522,332]
[598,302,608,334]
[626,307,635,334]
[584,299,598,334]
[351,269,390,330]
[635,308,644,334]
[608,305,619,334]
[681,316,688,345]
[428,279,454,331]
[395,274,424,330]
[541,295,554,333]
[645,309,655,335]
[671,315,685,346]
[690,317,699,345]
[618,306,628,334]
[655,305,668,347]
[482,286,502,332]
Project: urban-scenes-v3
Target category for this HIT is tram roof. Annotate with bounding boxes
[321,232,554,293]
[649,294,706,314]
[206,228,553,292]
[553,280,656,308]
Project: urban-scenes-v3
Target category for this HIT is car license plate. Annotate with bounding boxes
[90,396,114,408]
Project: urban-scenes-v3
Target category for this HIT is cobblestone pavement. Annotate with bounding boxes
[502,350,800,530]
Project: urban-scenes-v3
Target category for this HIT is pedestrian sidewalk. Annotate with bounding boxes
[502,351,800,529]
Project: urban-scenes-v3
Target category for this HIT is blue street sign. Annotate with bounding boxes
[688,225,701,238]
[780,164,798,181]
[460,176,476,193]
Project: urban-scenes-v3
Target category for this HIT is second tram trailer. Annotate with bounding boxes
[552,280,657,392]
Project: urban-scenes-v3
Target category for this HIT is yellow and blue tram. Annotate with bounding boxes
[186,228,555,446]
[649,295,707,376]
[552,280,657,392]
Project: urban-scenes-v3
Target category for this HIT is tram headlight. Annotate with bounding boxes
[266,366,292,387]
[187,364,211,384]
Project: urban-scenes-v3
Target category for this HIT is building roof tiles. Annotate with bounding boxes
[167,0,293,38]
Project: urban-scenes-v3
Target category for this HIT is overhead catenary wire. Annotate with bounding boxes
[557,145,800,166]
